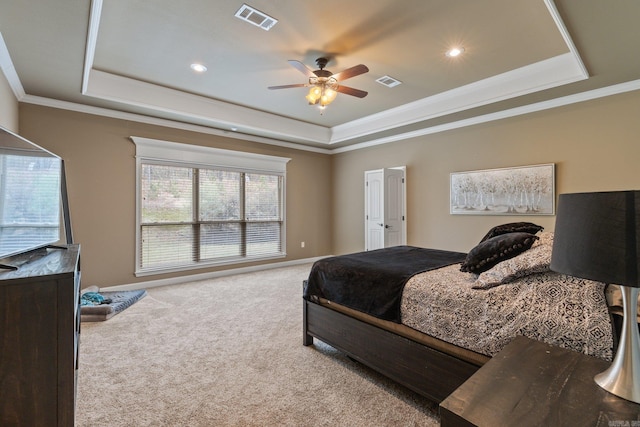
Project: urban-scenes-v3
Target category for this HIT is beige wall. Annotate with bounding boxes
[0,71,18,132]
[332,90,640,255]
[17,89,640,286]
[19,104,332,288]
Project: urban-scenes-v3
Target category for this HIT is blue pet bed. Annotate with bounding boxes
[80,289,147,322]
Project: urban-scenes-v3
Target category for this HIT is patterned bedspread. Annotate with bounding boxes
[401,264,614,360]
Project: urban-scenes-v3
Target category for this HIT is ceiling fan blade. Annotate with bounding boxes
[337,85,368,98]
[268,84,308,90]
[287,60,316,78]
[332,64,369,81]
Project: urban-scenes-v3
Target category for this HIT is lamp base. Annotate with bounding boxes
[594,286,640,403]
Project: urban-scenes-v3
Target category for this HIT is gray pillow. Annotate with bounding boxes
[474,232,554,289]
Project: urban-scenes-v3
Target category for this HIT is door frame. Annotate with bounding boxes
[364,166,407,250]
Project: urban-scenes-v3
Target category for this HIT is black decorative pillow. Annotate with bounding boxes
[479,222,544,243]
[460,232,539,274]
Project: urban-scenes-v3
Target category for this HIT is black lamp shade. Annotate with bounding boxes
[550,191,640,288]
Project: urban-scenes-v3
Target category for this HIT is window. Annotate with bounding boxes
[132,137,289,276]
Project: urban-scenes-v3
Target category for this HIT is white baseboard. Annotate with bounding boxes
[99,256,328,292]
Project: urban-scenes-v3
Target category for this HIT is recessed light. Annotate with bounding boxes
[190,63,207,73]
[446,47,465,58]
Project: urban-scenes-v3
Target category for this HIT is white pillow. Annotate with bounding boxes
[473,232,553,290]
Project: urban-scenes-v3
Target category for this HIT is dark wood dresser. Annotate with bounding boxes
[0,245,81,427]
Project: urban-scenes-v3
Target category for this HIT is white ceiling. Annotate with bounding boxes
[1,0,640,152]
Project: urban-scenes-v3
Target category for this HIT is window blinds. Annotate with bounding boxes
[132,137,289,275]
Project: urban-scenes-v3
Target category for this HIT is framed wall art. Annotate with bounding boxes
[450,163,555,215]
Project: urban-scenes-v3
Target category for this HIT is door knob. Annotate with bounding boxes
[378,223,384,227]
[385,225,391,229]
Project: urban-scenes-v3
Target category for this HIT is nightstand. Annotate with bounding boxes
[439,336,640,427]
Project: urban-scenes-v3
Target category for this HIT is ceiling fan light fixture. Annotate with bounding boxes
[268,57,368,112]
[306,86,322,104]
[320,87,338,106]
[306,77,339,107]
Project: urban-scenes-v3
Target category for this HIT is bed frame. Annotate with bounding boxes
[302,296,484,403]
[304,293,630,404]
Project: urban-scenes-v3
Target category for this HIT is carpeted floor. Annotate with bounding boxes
[76,264,440,426]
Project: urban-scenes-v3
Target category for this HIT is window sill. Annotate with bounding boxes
[134,252,287,277]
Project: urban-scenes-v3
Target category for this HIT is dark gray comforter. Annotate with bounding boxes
[304,246,466,322]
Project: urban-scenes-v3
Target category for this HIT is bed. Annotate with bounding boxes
[302,223,622,403]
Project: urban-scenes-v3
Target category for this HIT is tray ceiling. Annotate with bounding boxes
[1,0,639,151]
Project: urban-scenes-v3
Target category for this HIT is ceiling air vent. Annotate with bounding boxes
[376,75,402,88]
[235,4,278,31]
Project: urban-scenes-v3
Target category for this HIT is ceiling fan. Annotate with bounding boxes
[268,57,369,108]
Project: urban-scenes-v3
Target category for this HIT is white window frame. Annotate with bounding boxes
[132,136,290,276]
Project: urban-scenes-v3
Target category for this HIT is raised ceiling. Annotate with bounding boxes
[1,0,639,152]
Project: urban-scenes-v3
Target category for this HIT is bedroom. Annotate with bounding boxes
[1,0,640,425]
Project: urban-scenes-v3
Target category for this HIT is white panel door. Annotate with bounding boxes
[384,168,404,247]
[365,170,384,251]
[365,168,406,250]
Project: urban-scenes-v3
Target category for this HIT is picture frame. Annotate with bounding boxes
[450,163,555,215]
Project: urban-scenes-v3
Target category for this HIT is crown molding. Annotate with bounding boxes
[15,78,640,157]
[20,94,333,154]
[84,68,332,144]
[329,52,587,144]
[0,32,25,100]
[544,0,587,77]
[332,78,640,154]
[82,0,103,94]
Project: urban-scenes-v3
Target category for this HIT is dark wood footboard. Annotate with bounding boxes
[303,297,481,403]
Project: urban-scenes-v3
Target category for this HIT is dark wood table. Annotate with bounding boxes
[439,336,640,426]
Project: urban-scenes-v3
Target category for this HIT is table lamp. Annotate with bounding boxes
[550,190,640,404]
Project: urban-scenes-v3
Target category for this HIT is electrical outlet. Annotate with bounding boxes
[301,241,305,248]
